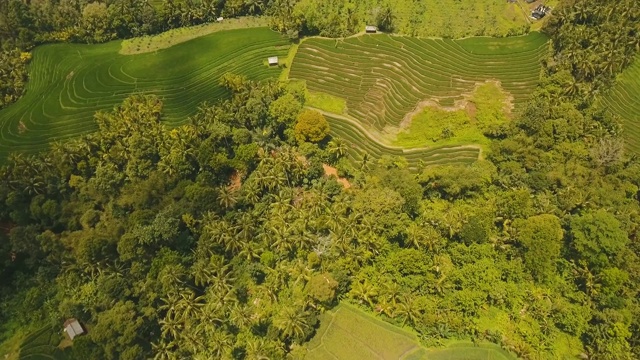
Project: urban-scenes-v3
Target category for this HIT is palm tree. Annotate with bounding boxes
[244,0,264,15]
[328,138,348,159]
[273,304,311,341]
[217,185,238,209]
[159,315,183,340]
[349,280,378,307]
[152,340,178,360]
[207,330,233,358]
[394,294,422,326]
[175,291,205,322]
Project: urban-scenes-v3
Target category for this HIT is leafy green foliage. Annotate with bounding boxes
[294,109,330,142]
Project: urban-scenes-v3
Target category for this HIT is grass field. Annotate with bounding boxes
[290,32,547,132]
[0,27,289,158]
[120,17,269,55]
[306,303,516,360]
[601,56,640,154]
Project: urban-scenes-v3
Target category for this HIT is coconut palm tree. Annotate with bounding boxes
[273,303,311,341]
[394,294,422,326]
[328,138,348,159]
[217,185,238,209]
[349,280,378,307]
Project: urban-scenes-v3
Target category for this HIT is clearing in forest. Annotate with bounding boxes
[305,303,516,360]
[0,27,289,158]
[290,32,547,166]
[601,56,640,154]
[291,32,547,131]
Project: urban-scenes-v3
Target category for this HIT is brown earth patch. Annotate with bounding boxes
[465,101,477,121]
[322,164,351,189]
[0,221,14,236]
[228,170,242,191]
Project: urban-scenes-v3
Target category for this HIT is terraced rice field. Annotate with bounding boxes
[306,303,516,360]
[290,32,548,132]
[324,113,480,169]
[0,28,288,158]
[601,57,640,154]
[18,325,68,360]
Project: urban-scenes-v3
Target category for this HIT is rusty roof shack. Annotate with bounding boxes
[63,318,85,340]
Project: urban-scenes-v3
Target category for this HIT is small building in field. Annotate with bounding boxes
[217,17,224,22]
[63,319,85,340]
[268,56,279,66]
[365,25,377,33]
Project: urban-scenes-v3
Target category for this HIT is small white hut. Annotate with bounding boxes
[63,319,85,340]
[268,56,279,66]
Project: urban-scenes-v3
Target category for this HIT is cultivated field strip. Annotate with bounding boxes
[602,57,640,154]
[0,28,289,158]
[291,32,548,132]
[325,115,480,169]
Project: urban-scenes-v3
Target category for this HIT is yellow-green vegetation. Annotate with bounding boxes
[294,0,531,38]
[305,91,347,114]
[279,43,300,81]
[120,17,269,55]
[306,303,516,360]
[394,82,510,148]
[601,56,640,153]
[294,109,330,142]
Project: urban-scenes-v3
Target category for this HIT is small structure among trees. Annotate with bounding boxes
[531,5,551,20]
[365,25,377,33]
[63,319,85,340]
[268,56,279,66]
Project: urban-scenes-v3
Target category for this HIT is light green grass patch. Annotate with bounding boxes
[306,303,516,360]
[120,17,269,55]
[306,91,347,114]
[394,82,510,149]
[279,42,300,81]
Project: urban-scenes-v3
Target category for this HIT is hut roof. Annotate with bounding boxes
[268,56,279,65]
[63,319,85,340]
[365,25,377,33]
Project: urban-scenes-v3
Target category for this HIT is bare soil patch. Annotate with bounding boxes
[323,164,351,189]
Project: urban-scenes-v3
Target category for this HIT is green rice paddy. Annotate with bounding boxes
[601,56,640,154]
[17,325,68,360]
[0,26,551,167]
[306,303,516,360]
[290,32,548,132]
[0,27,289,158]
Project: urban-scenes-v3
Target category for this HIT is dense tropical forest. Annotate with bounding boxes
[1,0,640,359]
